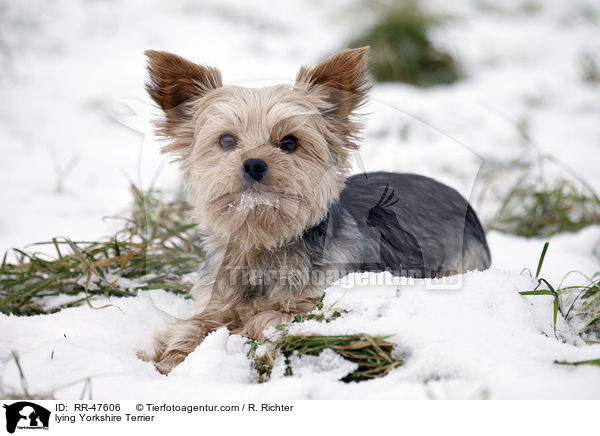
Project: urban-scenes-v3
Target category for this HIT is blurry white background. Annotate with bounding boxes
[1,0,599,255]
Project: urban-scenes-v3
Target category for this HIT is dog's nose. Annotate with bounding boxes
[243,158,268,182]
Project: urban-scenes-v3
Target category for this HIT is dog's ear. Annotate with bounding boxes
[145,50,222,120]
[295,47,370,125]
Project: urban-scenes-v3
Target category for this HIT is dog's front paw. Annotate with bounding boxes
[152,350,189,375]
[141,317,212,375]
[135,348,181,375]
[242,310,293,341]
[136,349,152,362]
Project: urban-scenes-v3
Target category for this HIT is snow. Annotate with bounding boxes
[1,0,600,399]
[2,245,600,399]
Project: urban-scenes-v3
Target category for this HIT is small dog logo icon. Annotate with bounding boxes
[3,402,50,433]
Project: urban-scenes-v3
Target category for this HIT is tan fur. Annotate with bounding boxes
[143,48,369,374]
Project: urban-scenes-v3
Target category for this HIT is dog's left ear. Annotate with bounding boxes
[145,50,222,130]
[295,47,370,126]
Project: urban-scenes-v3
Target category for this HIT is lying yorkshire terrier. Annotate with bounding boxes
[141,47,491,374]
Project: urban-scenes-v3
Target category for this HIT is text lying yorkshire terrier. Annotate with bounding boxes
[140,47,491,374]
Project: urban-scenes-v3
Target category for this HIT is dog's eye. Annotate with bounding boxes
[278,135,298,153]
[218,133,238,150]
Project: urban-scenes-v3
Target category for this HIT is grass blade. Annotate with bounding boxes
[536,242,549,279]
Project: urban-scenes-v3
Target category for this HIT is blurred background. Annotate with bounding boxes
[1,0,599,257]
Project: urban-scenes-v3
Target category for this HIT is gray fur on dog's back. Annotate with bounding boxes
[306,172,491,278]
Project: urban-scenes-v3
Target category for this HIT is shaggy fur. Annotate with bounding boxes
[141,48,491,374]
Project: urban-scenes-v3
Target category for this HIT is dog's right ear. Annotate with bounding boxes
[145,50,222,125]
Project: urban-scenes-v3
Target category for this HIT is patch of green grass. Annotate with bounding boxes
[520,242,600,343]
[348,1,460,86]
[0,185,203,316]
[249,332,402,383]
[554,358,600,367]
[247,295,402,383]
[490,176,600,237]
[481,152,600,238]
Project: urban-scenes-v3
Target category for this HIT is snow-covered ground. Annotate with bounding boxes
[1,0,600,399]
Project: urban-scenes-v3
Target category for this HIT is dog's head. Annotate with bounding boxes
[146,48,369,250]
